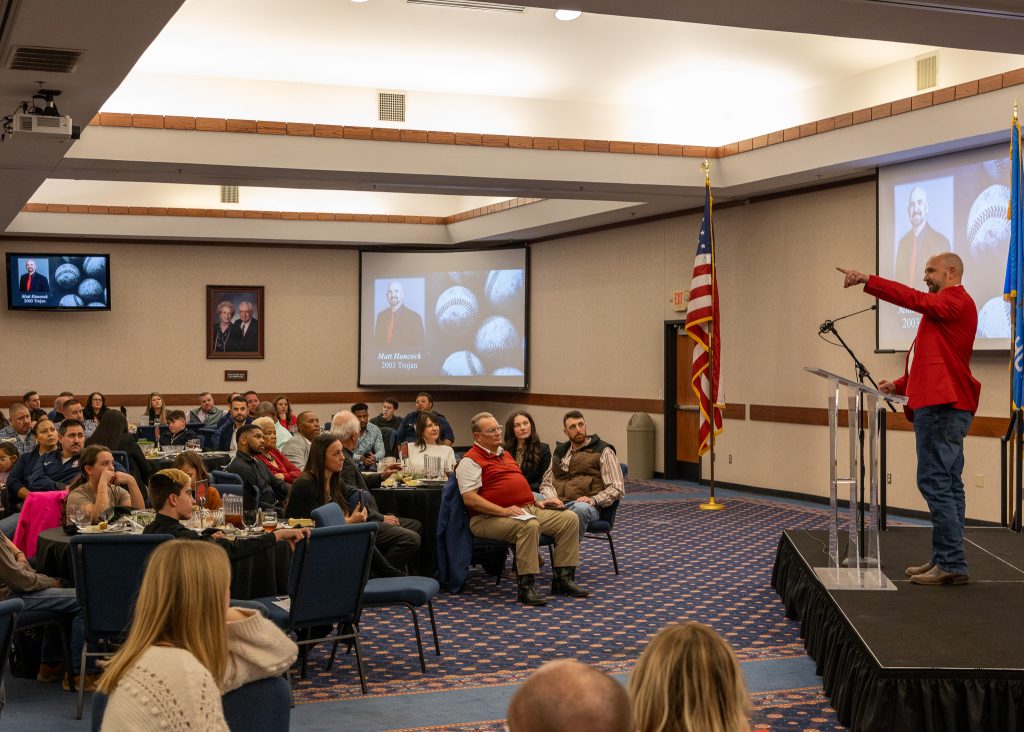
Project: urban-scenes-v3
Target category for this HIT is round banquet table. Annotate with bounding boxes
[35,525,291,600]
[145,450,231,473]
[370,485,443,577]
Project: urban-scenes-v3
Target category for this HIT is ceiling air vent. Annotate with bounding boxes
[916,54,937,91]
[221,185,239,204]
[407,0,526,13]
[8,46,83,73]
[378,91,406,123]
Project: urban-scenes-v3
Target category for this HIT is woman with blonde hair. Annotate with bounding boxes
[98,540,297,730]
[628,622,751,732]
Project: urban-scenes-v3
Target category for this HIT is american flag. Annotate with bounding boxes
[684,183,723,455]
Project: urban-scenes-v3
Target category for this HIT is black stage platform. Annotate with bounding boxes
[772,527,1024,732]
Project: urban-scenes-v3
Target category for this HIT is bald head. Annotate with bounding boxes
[925,252,963,292]
[507,660,632,732]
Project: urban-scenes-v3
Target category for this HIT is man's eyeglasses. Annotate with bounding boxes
[480,426,503,435]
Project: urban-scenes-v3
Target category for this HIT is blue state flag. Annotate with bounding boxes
[1004,117,1024,409]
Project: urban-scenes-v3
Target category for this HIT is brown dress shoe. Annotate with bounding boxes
[910,565,969,586]
[905,561,935,577]
[36,662,65,683]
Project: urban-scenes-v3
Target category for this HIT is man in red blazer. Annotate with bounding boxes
[839,254,980,586]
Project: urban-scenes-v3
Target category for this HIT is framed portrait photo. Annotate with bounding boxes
[207,285,264,359]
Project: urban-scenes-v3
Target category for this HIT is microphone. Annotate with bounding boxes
[819,305,876,334]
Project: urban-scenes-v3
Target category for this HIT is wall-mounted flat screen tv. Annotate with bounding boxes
[5,253,111,311]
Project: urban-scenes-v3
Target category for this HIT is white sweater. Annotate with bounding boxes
[101,610,297,731]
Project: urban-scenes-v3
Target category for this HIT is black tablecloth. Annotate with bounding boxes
[371,486,442,577]
[35,526,290,600]
[145,451,231,473]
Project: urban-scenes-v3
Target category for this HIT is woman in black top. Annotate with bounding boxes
[284,433,366,521]
[502,410,551,492]
[83,392,109,422]
[86,410,153,487]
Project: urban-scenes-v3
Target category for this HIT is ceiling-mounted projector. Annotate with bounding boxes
[12,111,73,138]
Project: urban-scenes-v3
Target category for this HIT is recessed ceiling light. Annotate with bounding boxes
[554,9,581,21]
[352,0,369,3]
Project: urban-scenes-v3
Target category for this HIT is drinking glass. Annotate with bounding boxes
[186,438,201,451]
[261,509,278,533]
[71,505,92,530]
[242,508,260,534]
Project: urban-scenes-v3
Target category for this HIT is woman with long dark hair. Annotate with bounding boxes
[405,411,456,475]
[86,409,153,486]
[274,396,296,433]
[502,410,551,492]
[283,433,365,521]
[83,392,108,422]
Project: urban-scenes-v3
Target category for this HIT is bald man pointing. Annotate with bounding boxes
[838,253,980,586]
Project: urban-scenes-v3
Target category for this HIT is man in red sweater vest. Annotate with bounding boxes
[839,253,980,586]
[456,412,589,605]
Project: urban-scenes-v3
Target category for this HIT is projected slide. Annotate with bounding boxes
[360,248,527,388]
[878,144,1009,351]
[6,253,111,311]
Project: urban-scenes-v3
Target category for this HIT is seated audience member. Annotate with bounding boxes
[221,396,252,456]
[23,390,42,412]
[82,392,108,422]
[244,391,260,414]
[456,412,588,606]
[280,411,320,470]
[172,450,223,510]
[370,398,402,432]
[29,407,47,427]
[189,391,225,426]
[86,410,153,487]
[0,530,95,690]
[6,419,60,512]
[507,659,632,732]
[253,401,292,448]
[503,410,551,493]
[47,392,74,421]
[144,469,308,558]
[274,395,296,433]
[0,402,37,455]
[160,410,200,447]
[285,432,410,577]
[0,444,18,537]
[61,398,85,425]
[30,419,88,491]
[351,402,385,470]
[539,410,625,540]
[252,417,301,484]
[144,391,168,424]
[629,623,751,732]
[65,445,146,523]
[225,425,287,509]
[406,411,456,475]
[97,540,298,731]
[0,409,7,430]
[395,393,455,445]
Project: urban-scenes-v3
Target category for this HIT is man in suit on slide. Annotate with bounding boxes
[19,259,49,293]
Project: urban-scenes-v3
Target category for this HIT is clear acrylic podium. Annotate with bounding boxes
[804,367,906,591]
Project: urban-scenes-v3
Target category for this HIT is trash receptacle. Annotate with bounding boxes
[626,412,655,480]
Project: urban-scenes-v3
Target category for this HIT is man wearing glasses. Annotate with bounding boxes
[539,411,625,540]
[456,412,588,606]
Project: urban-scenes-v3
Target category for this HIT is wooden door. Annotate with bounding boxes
[664,322,701,481]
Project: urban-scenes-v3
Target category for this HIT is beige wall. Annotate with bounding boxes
[1,180,1010,521]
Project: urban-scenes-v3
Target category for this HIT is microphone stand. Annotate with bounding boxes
[819,305,892,563]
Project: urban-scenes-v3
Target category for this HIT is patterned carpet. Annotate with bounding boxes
[291,483,845,729]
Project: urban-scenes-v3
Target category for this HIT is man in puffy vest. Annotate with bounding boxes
[539,410,625,539]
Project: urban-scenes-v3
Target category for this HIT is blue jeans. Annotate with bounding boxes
[17,587,89,671]
[567,501,600,541]
[914,404,973,575]
[0,513,19,540]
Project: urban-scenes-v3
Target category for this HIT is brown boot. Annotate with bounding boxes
[551,567,590,597]
[910,565,969,586]
[516,574,547,606]
[905,561,935,577]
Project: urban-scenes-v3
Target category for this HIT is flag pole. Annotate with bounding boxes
[700,158,725,512]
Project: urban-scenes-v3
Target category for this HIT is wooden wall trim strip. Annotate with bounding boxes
[85,65,1024,163]
[21,198,544,226]
[749,404,1008,439]
[0,390,746,420]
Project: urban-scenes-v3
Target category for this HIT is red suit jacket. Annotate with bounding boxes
[865,275,980,414]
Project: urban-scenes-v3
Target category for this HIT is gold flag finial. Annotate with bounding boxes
[701,158,711,184]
